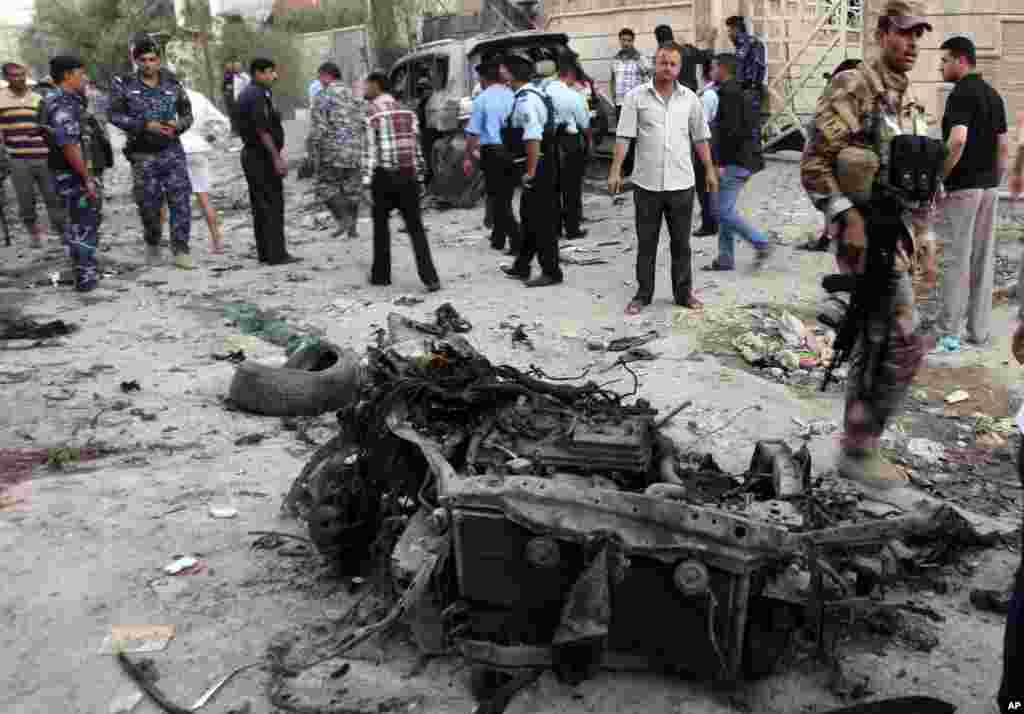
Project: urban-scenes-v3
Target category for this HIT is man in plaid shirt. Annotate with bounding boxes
[611,28,650,178]
[362,72,440,291]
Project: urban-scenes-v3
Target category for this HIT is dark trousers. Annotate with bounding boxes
[617,106,636,177]
[370,169,439,286]
[512,157,561,281]
[241,146,287,264]
[999,440,1024,713]
[481,145,520,252]
[693,149,717,230]
[633,186,696,304]
[557,135,585,236]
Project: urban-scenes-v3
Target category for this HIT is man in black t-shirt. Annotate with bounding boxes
[933,35,1009,349]
[236,57,296,265]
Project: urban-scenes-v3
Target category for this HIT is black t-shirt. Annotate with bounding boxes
[942,74,1007,191]
[236,83,284,150]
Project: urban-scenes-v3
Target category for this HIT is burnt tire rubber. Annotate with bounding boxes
[228,342,363,417]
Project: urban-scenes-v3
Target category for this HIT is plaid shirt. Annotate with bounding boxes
[612,52,651,106]
[362,94,424,185]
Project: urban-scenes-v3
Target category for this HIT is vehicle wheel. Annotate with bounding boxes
[227,344,363,418]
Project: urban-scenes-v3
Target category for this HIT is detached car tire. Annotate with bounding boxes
[228,341,363,417]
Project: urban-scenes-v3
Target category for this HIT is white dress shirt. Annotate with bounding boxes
[616,81,710,192]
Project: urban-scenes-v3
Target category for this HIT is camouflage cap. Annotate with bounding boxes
[879,0,933,32]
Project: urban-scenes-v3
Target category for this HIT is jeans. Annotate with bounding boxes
[241,146,287,264]
[370,169,439,287]
[716,165,767,268]
[633,186,695,304]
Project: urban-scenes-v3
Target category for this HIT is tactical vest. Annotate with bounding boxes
[858,65,938,205]
[834,65,939,208]
[501,88,557,162]
[40,97,113,175]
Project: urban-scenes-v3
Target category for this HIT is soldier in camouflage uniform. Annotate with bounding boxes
[306,62,365,239]
[109,39,195,269]
[42,56,105,291]
[801,0,939,489]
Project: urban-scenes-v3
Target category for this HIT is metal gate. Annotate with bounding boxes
[752,0,864,151]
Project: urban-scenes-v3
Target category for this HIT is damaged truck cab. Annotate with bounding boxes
[388,31,614,207]
[284,319,962,699]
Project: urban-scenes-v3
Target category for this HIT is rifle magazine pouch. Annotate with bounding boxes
[888,135,944,203]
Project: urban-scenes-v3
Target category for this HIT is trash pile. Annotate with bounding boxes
[731,307,841,386]
[262,311,1000,711]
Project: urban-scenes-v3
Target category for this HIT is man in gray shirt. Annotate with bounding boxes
[609,42,718,315]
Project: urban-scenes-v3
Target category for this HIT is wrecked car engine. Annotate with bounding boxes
[281,313,975,697]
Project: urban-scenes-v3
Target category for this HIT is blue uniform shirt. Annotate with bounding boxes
[545,79,590,135]
[509,87,547,142]
[48,88,86,155]
[109,69,192,154]
[466,84,514,146]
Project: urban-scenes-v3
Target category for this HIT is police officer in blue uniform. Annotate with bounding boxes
[547,55,592,240]
[110,38,194,269]
[465,59,517,253]
[43,56,103,292]
[499,54,562,288]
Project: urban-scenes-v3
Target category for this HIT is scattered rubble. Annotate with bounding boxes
[970,587,1011,615]
[906,438,945,465]
[725,307,838,386]
[0,318,76,341]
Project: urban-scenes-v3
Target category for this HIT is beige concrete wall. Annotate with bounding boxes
[545,0,741,97]
[546,0,861,114]
[863,0,1024,130]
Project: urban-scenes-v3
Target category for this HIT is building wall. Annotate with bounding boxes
[546,0,860,115]
[862,0,1024,129]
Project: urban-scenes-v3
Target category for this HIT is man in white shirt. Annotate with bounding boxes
[232,63,251,101]
[181,89,230,253]
[609,42,718,315]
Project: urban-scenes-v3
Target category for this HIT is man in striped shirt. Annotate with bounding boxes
[0,63,65,245]
[362,72,440,292]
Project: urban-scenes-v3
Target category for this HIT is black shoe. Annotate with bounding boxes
[369,275,391,286]
[268,254,302,265]
[525,274,563,288]
[501,266,529,280]
[564,229,588,240]
[425,282,441,293]
[693,225,719,237]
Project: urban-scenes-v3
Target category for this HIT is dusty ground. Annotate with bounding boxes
[1,130,1021,714]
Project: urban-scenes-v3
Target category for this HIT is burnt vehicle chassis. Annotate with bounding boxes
[284,318,952,689]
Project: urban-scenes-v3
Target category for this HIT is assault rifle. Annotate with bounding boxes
[819,134,946,392]
[820,194,907,391]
